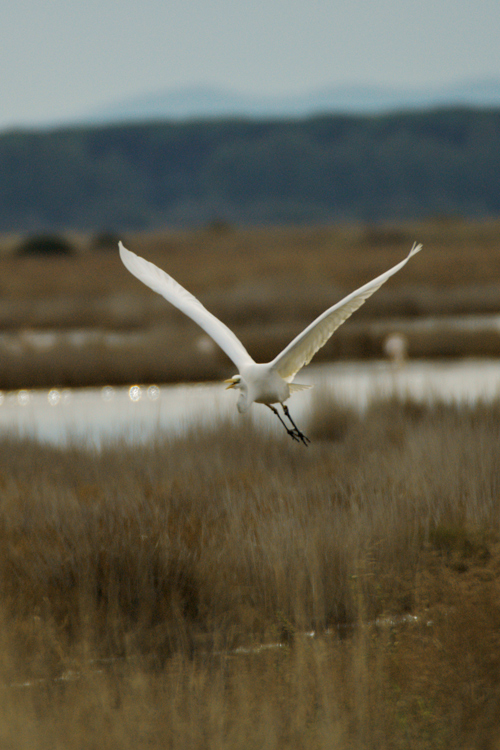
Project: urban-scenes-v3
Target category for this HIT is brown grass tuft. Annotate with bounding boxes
[0,399,500,745]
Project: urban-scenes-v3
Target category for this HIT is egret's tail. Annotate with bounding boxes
[289,383,313,393]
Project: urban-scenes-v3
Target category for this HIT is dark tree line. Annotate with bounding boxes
[1,107,500,232]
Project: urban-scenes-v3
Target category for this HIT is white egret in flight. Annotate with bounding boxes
[119,241,422,445]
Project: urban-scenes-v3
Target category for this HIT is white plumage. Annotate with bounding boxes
[119,241,422,444]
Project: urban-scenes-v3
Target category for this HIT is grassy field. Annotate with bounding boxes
[1,219,500,388]
[1,397,500,747]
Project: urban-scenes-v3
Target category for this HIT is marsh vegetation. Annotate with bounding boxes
[1,397,500,747]
[1,219,500,745]
[1,219,500,388]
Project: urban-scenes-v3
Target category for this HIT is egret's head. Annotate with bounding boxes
[224,374,250,413]
[224,375,241,390]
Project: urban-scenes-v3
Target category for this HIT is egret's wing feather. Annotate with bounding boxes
[119,243,254,370]
[271,243,422,381]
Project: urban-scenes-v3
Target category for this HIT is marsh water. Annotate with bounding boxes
[1,358,499,446]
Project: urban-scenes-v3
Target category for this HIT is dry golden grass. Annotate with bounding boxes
[0,220,499,305]
[1,219,500,388]
[1,398,500,747]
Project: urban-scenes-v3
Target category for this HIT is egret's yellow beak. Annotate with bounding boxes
[224,377,237,390]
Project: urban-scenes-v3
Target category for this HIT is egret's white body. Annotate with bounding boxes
[119,241,422,444]
[233,363,291,412]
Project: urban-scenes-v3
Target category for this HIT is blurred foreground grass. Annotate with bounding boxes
[1,397,500,747]
[1,219,500,388]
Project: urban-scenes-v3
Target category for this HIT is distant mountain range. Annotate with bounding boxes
[85,78,500,125]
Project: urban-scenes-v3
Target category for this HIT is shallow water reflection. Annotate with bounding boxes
[0,358,499,446]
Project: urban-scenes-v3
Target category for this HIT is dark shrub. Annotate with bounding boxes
[18,234,74,256]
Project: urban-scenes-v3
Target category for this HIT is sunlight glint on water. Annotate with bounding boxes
[0,359,499,446]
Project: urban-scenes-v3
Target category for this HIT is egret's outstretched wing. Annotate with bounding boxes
[119,243,254,370]
[271,242,422,381]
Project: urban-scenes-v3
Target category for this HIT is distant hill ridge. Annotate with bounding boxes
[2,106,500,232]
[86,78,500,125]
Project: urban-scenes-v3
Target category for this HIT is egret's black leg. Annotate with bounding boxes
[267,404,301,442]
[282,404,311,446]
[266,404,310,446]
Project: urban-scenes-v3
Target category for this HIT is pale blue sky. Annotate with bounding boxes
[1,0,499,129]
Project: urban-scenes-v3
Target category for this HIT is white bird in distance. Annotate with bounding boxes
[119,241,422,445]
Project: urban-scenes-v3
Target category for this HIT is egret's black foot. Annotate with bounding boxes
[267,404,311,446]
[284,427,301,442]
[284,426,305,444]
[285,427,310,446]
[283,404,310,446]
[293,429,311,446]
